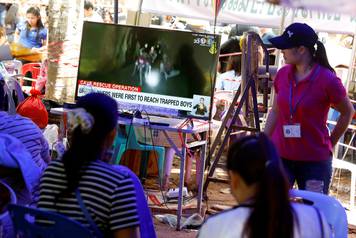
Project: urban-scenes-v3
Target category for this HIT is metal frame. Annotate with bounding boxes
[203,32,270,194]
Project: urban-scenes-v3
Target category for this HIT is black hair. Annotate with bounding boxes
[219,36,241,73]
[25,7,45,43]
[227,133,294,238]
[226,55,241,76]
[84,0,94,10]
[61,93,118,195]
[307,41,335,74]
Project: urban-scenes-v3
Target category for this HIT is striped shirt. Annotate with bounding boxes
[0,112,50,171]
[37,159,140,234]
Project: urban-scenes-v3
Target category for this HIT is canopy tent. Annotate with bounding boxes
[272,0,356,19]
[136,0,356,34]
[0,0,48,4]
[134,0,356,93]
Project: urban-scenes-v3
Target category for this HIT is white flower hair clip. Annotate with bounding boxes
[67,108,94,134]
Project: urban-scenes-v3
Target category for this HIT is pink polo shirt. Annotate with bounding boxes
[271,64,346,161]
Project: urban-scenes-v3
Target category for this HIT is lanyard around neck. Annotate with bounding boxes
[289,66,320,121]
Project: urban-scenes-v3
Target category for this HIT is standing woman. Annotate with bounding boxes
[264,23,354,194]
[15,6,47,51]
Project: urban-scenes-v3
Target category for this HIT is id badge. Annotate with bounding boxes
[283,124,301,138]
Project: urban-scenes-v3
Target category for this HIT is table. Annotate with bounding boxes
[50,108,210,230]
[118,115,209,229]
[10,42,43,62]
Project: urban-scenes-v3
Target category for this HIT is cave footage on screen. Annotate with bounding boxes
[77,22,220,100]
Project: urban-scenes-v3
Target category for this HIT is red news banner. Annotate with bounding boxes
[78,80,141,92]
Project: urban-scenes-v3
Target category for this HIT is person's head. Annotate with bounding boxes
[103,10,113,23]
[5,4,18,26]
[26,7,43,29]
[219,37,241,73]
[84,1,94,17]
[200,97,205,104]
[227,133,293,238]
[270,22,335,73]
[62,93,118,194]
[226,55,241,75]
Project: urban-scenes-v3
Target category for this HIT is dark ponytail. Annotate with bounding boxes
[308,40,335,74]
[227,133,294,238]
[61,93,118,196]
[62,125,106,194]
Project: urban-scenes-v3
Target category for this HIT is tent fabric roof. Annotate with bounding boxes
[271,0,356,17]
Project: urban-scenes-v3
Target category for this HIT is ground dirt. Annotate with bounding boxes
[149,157,356,237]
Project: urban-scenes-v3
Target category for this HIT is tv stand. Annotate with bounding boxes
[180,117,194,129]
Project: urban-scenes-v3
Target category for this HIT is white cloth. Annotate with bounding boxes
[84,11,103,22]
[215,70,241,91]
[198,203,331,238]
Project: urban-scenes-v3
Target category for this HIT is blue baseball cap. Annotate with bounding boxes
[269,23,318,50]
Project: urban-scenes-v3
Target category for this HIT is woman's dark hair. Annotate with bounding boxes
[219,36,241,73]
[5,4,18,27]
[227,133,294,238]
[226,55,241,75]
[307,41,335,74]
[84,0,94,10]
[61,93,118,195]
[25,7,45,43]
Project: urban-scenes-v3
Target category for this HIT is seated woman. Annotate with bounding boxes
[37,93,140,237]
[15,7,47,52]
[198,133,331,238]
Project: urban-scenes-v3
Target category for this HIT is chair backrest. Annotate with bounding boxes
[126,125,144,148]
[290,189,348,238]
[8,204,93,238]
[0,181,16,219]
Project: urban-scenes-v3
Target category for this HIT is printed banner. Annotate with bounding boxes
[77,81,194,111]
[140,0,356,34]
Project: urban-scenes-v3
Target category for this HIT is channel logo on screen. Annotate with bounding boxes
[193,35,216,47]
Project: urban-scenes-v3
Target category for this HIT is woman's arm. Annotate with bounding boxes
[264,93,279,137]
[113,226,140,238]
[330,96,355,147]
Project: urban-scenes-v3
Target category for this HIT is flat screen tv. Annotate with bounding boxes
[76,22,220,119]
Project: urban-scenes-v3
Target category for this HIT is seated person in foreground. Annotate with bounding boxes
[198,133,331,238]
[37,93,140,237]
[0,79,50,172]
[0,133,41,205]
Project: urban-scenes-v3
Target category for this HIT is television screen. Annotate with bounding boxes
[76,22,220,119]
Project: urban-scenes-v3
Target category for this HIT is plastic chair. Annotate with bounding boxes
[112,125,166,182]
[8,204,93,238]
[21,63,41,87]
[290,189,348,238]
[0,181,17,238]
